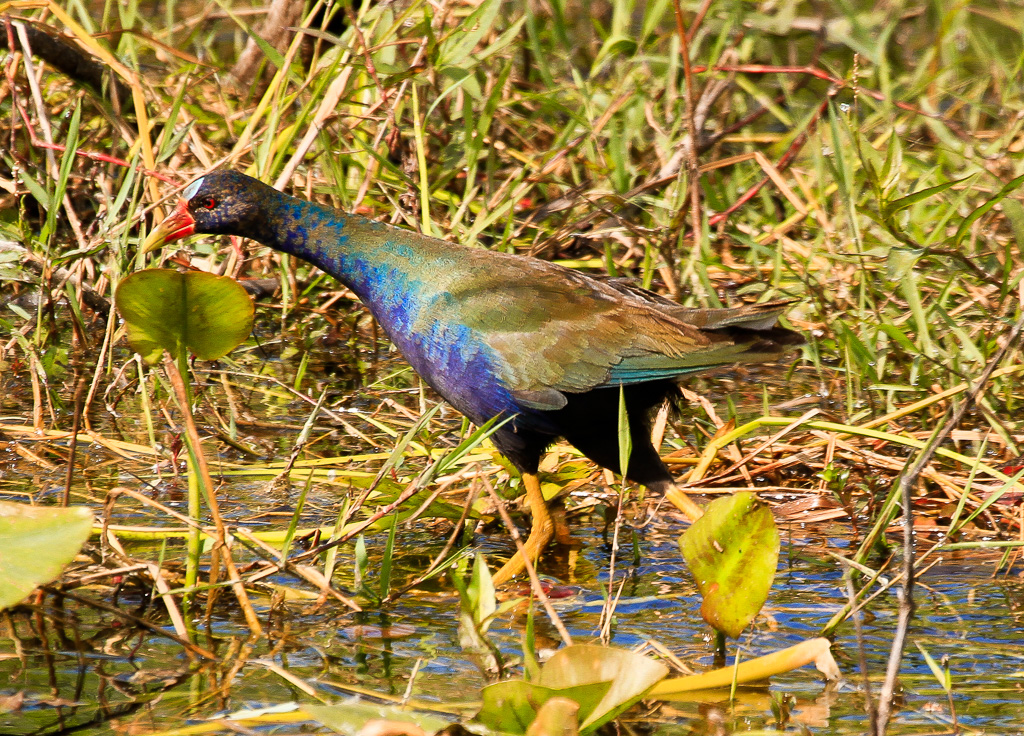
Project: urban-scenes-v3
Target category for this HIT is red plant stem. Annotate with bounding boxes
[29,139,175,183]
[10,93,173,183]
[685,0,713,43]
[694,63,961,129]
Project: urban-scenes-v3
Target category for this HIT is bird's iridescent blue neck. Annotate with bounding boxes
[253,190,397,306]
[250,189,518,423]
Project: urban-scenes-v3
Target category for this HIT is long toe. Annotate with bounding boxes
[491,473,554,585]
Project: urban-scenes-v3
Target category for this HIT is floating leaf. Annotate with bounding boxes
[0,501,93,611]
[538,645,667,731]
[476,644,667,734]
[115,269,254,363]
[679,492,779,638]
[479,681,609,734]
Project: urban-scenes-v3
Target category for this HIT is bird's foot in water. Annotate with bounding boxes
[492,472,555,586]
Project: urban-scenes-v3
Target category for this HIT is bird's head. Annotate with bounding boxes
[142,170,268,253]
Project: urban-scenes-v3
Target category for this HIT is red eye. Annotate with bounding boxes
[199,197,216,210]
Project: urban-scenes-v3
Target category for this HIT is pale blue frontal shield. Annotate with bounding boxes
[183,177,204,200]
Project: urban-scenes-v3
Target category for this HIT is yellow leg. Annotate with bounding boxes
[664,483,704,522]
[492,472,553,585]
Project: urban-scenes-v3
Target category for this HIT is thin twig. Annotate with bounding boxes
[383,484,480,604]
[234,528,361,611]
[599,489,625,645]
[844,565,877,724]
[672,0,704,291]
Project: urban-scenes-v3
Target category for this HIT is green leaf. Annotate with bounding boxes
[475,644,667,734]
[354,534,369,594]
[379,515,398,599]
[617,386,631,481]
[465,551,497,628]
[115,269,254,364]
[877,323,918,353]
[474,15,527,64]
[0,502,93,611]
[679,493,779,638]
[592,0,638,70]
[1000,198,1024,251]
[593,33,638,69]
[881,176,969,220]
[478,681,610,734]
[879,131,903,197]
[915,642,951,691]
[952,172,1024,247]
[453,553,500,656]
[436,0,501,67]
[885,247,923,282]
[537,645,668,731]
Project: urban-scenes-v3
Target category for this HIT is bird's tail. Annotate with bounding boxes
[680,300,804,365]
[666,299,799,332]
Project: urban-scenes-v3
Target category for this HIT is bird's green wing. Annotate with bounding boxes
[441,265,789,410]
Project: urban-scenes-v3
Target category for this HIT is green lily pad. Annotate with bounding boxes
[679,492,779,638]
[476,644,667,734]
[479,680,610,734]
[115,269,254,363]
[538,644,667,731]
[0,501,93,611]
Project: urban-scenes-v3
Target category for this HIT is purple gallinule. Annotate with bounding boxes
[143,170,800,583]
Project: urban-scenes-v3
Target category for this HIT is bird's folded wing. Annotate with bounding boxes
[443,268,788,410]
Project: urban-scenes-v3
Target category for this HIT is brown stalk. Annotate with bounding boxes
[61,325,88,506]
[162,352,264,637]
[382,483,481,604]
